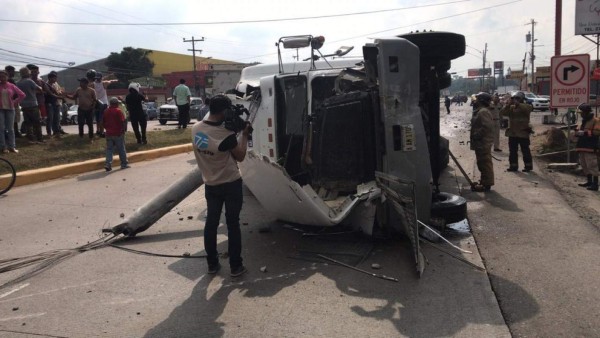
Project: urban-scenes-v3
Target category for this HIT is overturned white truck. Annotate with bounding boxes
[234,32,466,273]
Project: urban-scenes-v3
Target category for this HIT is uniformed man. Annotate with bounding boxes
[573,103,600,191]
[500,91,534,172]
[470,92,495,192]
[490,93,503,152]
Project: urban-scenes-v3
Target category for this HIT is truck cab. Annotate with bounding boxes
[235,33,465,274]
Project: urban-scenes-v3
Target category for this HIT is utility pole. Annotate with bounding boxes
[555,0,562,56]
[522,52,527,90]
[526,19,537,92]
[183,36,204,95]
[481,43,488,91]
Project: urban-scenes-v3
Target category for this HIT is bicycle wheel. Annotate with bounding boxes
[0,157,16,195]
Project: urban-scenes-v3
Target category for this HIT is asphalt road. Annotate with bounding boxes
[0,152,508,337]
[1,103,599,337]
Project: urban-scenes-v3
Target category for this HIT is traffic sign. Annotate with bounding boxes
[550,54,590,108]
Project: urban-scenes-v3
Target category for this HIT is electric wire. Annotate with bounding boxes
[1,0,470,26]
[0,232,209,290]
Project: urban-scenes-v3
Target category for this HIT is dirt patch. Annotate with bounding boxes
[531,125,600,232]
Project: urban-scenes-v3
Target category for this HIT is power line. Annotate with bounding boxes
[0,0,470,26]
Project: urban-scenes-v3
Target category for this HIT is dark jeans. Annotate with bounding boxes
[508,137,532,170]
[21,106,43,142]
[177,104,190,128]
[204,178,243,269]
[95,103,107,134]
[46,103,61,135]
[78,108,94,139]
[130,113,147,142]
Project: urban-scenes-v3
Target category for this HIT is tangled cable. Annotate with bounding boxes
[0,234,207,290]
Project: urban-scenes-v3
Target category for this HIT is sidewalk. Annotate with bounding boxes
[441,104,600,337]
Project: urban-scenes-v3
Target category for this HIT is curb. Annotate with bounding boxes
[9,144,193,188]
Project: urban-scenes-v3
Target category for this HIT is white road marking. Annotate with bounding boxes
[0,312,46,322]
[0,283,30,299]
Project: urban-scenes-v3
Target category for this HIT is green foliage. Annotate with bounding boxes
[105,47,155,89]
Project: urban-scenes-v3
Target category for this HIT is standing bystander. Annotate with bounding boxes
[27,64,56,137]
[125,82,148,144]
[5,66,22,138]
[470,92,495,192]
[173,79,191,129]
[444,95,451,114]
[16,67,44,144]
[191,95,252,277]
[0,70,25,153]
[90,71,115,138]
[45,71,64,138]
[572,103,600,191]
[500,91,534,172]
[65,78,96,141]
[103,97,129,171]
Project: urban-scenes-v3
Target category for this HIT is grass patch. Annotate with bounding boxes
[6,129,192,172]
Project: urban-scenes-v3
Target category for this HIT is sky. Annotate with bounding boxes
[0,0,597,79]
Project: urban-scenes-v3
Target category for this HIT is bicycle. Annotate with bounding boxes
[0,157,16,195]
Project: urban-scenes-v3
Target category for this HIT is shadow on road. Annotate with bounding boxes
[142,221,539,337]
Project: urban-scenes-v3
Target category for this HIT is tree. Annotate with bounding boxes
[105,47,154,89]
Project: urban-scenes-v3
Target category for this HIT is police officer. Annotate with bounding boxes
[500,91,533,172]
[470,92,495,191]
[490,93,503,152]
[573,103,600,191]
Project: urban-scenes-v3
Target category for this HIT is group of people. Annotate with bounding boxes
[0,65,151,156]
[469,90,600,192]
[470,91,534,191]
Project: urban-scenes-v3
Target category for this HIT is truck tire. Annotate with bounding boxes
[431,192,467,224]
[159,119,167,125]
[397,31,466,62]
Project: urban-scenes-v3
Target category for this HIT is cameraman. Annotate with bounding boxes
[191,94,251,277]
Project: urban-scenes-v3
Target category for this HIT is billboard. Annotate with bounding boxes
[575,0,600,35]
[467,68,491,77]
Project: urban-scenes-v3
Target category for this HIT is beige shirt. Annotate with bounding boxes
[192,120,241,186]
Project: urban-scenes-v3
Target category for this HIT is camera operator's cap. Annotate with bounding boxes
[209,94,232,114]
[77,77,89,83]
[109,97,119,104]
[26,64,39,70]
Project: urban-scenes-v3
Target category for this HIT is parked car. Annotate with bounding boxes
[143,102,158,120]
[510,91,549,111]
[158,97,203,125]
[67,105,78,124]
[189,97,205,120]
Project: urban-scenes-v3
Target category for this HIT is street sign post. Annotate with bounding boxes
[550,54,590,108]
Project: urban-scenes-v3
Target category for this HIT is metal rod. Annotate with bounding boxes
[420,240,485,272]
[417,220,472,254]
[317,254,399,282]
[448,150,475,187]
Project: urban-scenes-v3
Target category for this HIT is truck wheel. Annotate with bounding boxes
[397,31,465,62]
[431,192,467,224]
[159,119,167,125]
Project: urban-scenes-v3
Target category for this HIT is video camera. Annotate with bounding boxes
[224,104,250,133]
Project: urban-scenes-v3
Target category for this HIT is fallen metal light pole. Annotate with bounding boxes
[109,167,204,237]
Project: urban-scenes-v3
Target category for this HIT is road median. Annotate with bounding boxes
[10,144,193,188]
